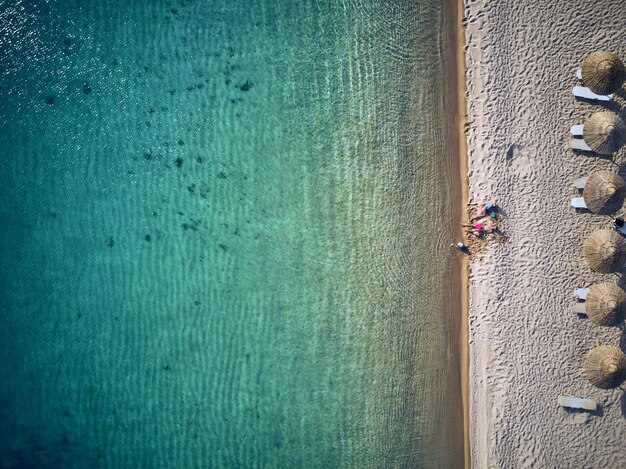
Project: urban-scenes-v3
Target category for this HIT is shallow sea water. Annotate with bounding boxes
[0,1,463,467]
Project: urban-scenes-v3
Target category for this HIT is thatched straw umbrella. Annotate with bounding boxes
[583,170,625,214]
[585,283,626,326]
[583,229,626,273]
[583,345,626,389]
[583,112,626,155]
[581,51,626,95]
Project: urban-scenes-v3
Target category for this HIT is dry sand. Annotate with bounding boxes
[462,1,626,467]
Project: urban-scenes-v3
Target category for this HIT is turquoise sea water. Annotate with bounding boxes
[0,1,463,467]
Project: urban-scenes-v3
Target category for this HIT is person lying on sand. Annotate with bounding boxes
[463,218,495,236]
[462,222,485,236]
[470,200,498,221]
[462,222,481,232]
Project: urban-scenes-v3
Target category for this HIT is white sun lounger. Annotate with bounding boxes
[574,303,587,314]
[571,197,587,209]
[570,124,584,136]
[576,68,583,82]
[572,85,613,102]
[570,138,593,152]
[573,177,588,189]
[558,395,597,411]
[575,288,589,300]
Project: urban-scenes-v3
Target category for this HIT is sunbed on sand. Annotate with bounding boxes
[573,177,588,189]
[570,139,593,152]
[571,197,587,209]
[558,395,597,411]
[576,68,583,82]
[574,303,587,314]
[572,85,613,101]
[575,288,589,300]
[570,124,584,136]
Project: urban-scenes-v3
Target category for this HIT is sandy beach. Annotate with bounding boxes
[462,1,626,467]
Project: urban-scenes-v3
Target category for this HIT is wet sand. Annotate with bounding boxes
[443,0,471,466]
[453,0,470,464]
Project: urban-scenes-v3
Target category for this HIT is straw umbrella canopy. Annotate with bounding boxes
[583,170,625,214]
[585,283,626,326]
[583,112,626,154]
[581,51,626,95]
[583,229,626,273]
[583,345,626,389]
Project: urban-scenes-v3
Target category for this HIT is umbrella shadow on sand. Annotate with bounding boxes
[617,161,626,182]
[620,323,626,355]
[618,325,626,419]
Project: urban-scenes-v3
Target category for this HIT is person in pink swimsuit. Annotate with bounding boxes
[462,219,494,236]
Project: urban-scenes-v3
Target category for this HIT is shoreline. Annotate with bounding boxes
[441,0,470,466]
[453,0,470,466]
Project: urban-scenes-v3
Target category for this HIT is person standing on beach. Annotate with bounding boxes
[451,242,469,253]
